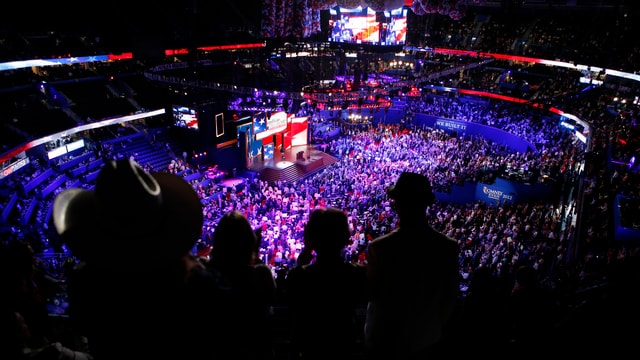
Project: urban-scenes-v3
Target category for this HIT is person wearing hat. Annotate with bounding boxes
[52,159,226,360]
[363,171,459,360]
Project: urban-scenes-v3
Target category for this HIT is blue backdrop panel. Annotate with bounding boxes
[435,178,557,206]
[413,114,536,153]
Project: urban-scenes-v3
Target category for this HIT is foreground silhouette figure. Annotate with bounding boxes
[364,171,459,360]
[53,159,225,359]
[286,207,367,359]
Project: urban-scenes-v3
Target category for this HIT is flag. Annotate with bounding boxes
[253,112,268,134]
[264,143,275,160]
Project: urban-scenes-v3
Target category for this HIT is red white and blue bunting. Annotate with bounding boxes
[260,0,482,39]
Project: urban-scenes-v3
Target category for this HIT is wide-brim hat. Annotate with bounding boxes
[53,159,203,260]
[386,171,434,204]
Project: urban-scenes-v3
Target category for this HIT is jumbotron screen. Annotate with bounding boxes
[328,6,408,46]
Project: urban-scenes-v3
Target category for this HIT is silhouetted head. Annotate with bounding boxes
[515,265,538,288]
[0,241,35,277]
[304,207,350,256]
[387,171,435,212]
[210,210,258,266]
[53,159,203,262]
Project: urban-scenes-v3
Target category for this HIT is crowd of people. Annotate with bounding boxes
[4,152,636,359]
[0,160,459,359]
[1,74,637,358]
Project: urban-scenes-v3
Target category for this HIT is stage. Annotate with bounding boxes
[247,144,339,183]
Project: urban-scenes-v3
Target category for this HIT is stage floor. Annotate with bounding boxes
[246,145,324,171]
[246,144,338,183]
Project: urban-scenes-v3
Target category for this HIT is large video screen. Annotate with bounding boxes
[172,105,199,130]
[329,6,408,46]
[255,111,289,141]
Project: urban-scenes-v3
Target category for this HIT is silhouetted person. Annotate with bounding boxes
[364,172,459,360]
[561,250,640,358]
[0,309,93,360]
[206,210,277,360]
[506,265,563,355]
[52,159,224,359]
[0,240,54,349]
[286,207,367,360]
[441,266,511,357]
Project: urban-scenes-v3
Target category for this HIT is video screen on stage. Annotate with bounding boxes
[328,6,408,46]
[255,111,289,141]
[172,105,199,130]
